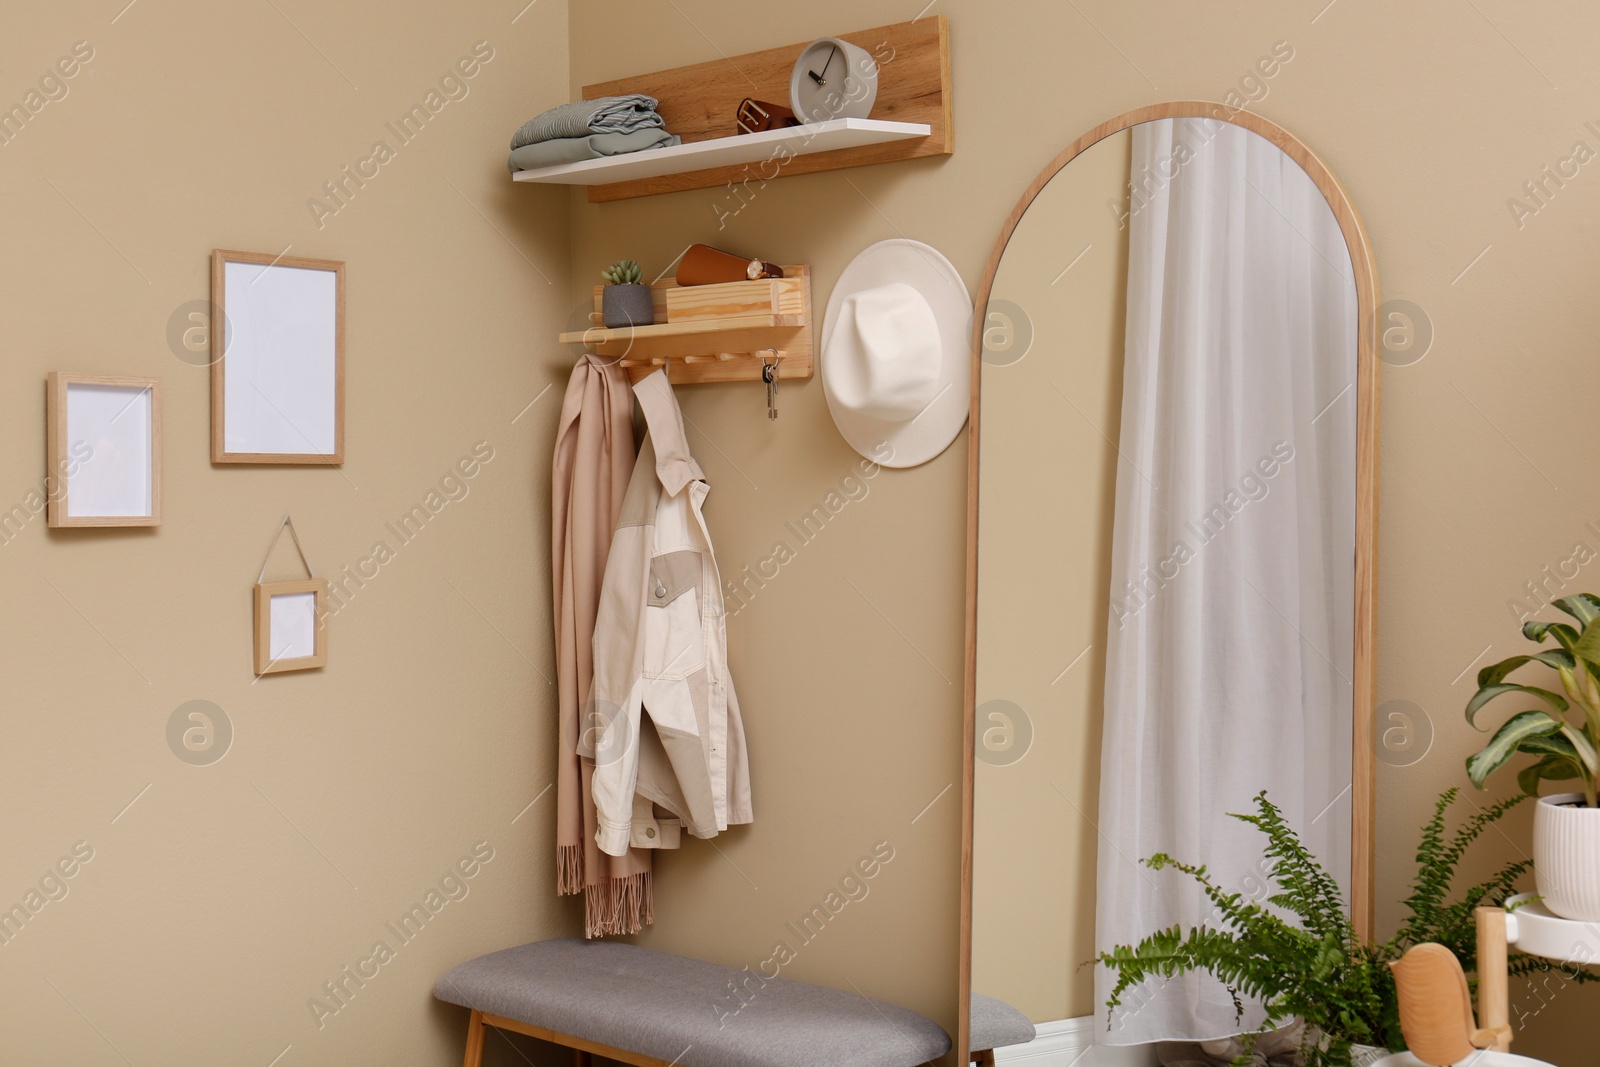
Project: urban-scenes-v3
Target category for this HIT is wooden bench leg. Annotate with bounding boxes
[972,1051,996,1066]
[463,1008,487,1067]
[574,1051,592,1066]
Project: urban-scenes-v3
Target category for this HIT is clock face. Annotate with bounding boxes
[788,37,878,124]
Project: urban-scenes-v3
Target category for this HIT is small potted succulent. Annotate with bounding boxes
[1466,593,1600,920]
[600,259,653,329]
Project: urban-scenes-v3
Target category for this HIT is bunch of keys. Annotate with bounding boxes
[760,353,779,420]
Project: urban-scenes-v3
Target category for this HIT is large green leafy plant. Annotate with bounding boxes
[1466,593,1600,805]
[1097,789,1572,1067]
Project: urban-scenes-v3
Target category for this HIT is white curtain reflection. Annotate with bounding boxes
[1095,117,1356,1045]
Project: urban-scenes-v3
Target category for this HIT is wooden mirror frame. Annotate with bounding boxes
[958,101,1380,1059]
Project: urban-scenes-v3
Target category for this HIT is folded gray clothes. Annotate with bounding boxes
[507,129,681,172]
[510,94,666,150]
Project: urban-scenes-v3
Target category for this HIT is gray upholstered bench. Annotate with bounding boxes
[968,994,1036,1064]
[435,938,953,1067]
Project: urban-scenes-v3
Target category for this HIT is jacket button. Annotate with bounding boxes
[645,827,656,839]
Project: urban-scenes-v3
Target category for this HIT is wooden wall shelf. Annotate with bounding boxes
[512,118,932,188]
[560,266,813,385]
[528,16,951,202]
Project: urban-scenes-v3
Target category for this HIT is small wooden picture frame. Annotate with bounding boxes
[212,249,345,465]
[46,373,161,527]
[254,578,328,675]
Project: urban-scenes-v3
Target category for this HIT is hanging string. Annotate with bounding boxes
[257,515,317,583]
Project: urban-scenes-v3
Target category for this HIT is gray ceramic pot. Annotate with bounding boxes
[602,283,653,329]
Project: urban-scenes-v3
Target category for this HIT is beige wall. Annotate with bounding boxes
[1,2,577,1064]
[566,4,972,1056]
[972,130,1131,1024]
[6,0,1600,1064]
[568,2,1599,1063]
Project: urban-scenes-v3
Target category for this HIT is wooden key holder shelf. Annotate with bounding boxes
[558,265,813,385]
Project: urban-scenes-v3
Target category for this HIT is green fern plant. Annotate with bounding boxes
[1466,593,1600,806]
[1097,788,1573,1067]
[601,259,642,285]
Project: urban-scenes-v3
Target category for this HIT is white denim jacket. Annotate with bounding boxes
[581,370,752,857]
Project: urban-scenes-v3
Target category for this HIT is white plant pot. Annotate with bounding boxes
[1533,791,1600,921]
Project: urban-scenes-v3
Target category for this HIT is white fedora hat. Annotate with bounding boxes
[821,239,971,468]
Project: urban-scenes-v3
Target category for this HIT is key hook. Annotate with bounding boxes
[760,349,781,421]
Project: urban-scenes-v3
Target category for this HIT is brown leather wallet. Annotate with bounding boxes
[676,244,783,286]
[736,98,800,135]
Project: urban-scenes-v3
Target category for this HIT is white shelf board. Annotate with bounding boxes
[1504,893,1600,963]
[510,118,932,186]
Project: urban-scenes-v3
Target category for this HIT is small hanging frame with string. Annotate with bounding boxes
[253,515,329,676]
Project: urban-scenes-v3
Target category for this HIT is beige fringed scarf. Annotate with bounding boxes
[551,354,653,937]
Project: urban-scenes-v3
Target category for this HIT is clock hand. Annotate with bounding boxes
[807,44,840,86]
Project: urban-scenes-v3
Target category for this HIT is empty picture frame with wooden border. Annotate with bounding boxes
[254,578,328,674]
[212,249,345,465]
[46,372,161,527]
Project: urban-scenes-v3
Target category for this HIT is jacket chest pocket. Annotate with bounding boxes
[643,550,706,679]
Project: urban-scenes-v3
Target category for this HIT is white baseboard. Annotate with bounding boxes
[993,1017,1158,1066]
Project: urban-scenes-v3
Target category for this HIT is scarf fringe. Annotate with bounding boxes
[557,844,584,896]
[558,846,653,937]
[583,871,653,938]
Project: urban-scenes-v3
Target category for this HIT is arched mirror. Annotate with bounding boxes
[959,103,1378,1062]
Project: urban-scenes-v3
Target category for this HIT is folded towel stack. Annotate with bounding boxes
[507,94,681,172]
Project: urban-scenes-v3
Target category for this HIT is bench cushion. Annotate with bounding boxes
[435,938,951,1067]
[969,993,1035,1051]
